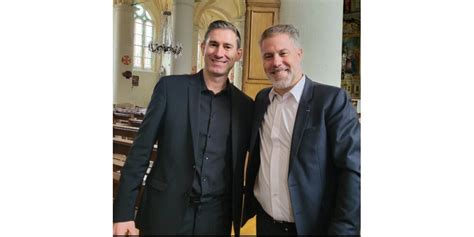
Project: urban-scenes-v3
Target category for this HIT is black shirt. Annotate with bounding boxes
[191,77,232,202]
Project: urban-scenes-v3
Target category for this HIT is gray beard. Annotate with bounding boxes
[270,76,293,90]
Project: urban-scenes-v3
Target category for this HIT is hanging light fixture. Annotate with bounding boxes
[148,11,183,57]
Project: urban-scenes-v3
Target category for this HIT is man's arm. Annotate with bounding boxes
[113,77,168,223]
[326,89,361,235]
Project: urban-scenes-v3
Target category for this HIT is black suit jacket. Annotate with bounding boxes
[113,70,254,235]
[242,77,360,235]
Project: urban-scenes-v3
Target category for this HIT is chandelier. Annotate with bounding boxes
[148,11,183,57]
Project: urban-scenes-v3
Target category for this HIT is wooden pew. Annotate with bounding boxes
[113,153,126,172]
[113,124,139,140]
[113,107,154,206]
[113,105,146,123]
[113,137,158,161]
[127,118,143,127]
[113,112,132,124]
[113,133,157,205]
[113,154,154,206]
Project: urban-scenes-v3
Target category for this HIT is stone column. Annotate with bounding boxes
[113,1,134,104]
[172,0,194,74]
[191,25,199,74]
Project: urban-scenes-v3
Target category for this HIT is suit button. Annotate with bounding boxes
[192,165,196,169]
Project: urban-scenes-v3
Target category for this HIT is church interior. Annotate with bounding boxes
[112,0,360,235]
[3,0,473,235]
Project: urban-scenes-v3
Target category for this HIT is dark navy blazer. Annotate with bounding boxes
[242,77,360,235]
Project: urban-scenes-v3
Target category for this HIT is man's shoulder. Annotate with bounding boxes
[230,84,254,104]
[305,78,345,98]
[158,73,200,88]
[304,79,353,111]
[160,73,194,82]
[255,87,272,101]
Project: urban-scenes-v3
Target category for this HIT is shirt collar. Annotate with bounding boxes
[200,77,230,95]
[269,74,306,103]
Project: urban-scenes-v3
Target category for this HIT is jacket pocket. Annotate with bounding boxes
[149,178,168,191]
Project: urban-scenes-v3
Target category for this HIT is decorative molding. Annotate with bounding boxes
[246,0,280,8]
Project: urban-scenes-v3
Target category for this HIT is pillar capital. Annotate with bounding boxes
[174,0,195,8]
[113,0,134,6]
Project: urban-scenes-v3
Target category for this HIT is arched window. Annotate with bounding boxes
[133,5,154,70]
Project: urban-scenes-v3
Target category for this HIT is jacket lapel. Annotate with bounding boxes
[249,89,271,156]
[188,72,202,163]
[289,78,313,165]
[230,86,239,172]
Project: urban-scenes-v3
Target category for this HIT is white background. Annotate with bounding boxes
[1,0,473,236]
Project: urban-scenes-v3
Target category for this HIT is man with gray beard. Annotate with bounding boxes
[242,24,361,236]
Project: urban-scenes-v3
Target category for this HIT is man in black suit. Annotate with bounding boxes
[113,20,254,236]
[242,24,360,235]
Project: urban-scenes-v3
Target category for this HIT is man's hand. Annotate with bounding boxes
[113,221,139,236]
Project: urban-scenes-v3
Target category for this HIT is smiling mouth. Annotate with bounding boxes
[271,68,289,75]
[211,59,228,64]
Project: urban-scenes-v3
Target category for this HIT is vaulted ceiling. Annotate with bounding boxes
[126,0,245,29]
[194,0,245,30]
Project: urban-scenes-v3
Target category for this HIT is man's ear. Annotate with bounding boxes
[200,41,206,56]
[298,47,303,58]
[236,48,243,61]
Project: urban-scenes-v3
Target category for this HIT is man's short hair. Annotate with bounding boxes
[203,20,241,48]
[259,24,301,48]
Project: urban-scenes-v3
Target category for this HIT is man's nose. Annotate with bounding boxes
[272,55,282,67]
[215,46,225,57]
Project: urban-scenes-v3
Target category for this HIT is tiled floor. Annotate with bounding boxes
[239,216,256,235]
